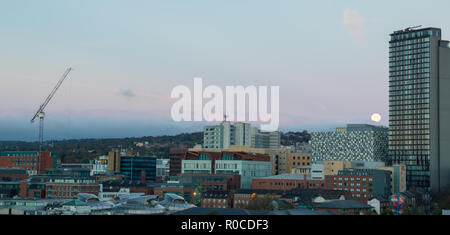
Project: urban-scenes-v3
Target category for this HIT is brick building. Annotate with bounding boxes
[325,168,391,202]
[182,151,272,189]
[0,151,56,175]
[201,190,232,208]
[252,174,325,191]
[0,168,29,181]
[99,180,154,195]
[169,148,188,176]
[153,183,195,204]
[232,189,284,209]
[316,200,375,215]
[175,174,241,193]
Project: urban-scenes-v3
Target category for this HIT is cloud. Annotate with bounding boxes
[343,10,367,45]
[119,89,136,98]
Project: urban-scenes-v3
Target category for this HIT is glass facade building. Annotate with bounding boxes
[388,27,450,193]
[120,156,156,181]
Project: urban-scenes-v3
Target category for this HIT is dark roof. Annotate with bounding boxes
[317,200,374,210]
[369,196,389,203]
[171,208,251,215]
[270,209,335,215]
[0,168,28,175]
[281,189,348,206]
[234,189,284,195]
[101,180,147,187]
[62,199,88,207]
[203,191,229,199]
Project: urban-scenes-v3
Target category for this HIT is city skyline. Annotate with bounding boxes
[2,1,450,141]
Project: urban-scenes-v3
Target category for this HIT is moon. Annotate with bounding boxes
[371,113,382,123]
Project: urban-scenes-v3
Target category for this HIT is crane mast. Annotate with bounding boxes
[31,67,73,152]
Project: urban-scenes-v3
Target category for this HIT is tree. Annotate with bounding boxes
[278,202,295,210]
[381,209,394,215]
[206,210,219,215]
[401,205,426,215]
[245,194,276,211]
[432,203,441,215]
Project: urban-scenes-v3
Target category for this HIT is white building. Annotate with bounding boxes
[156,159,170,178]
[311,162,324,180]
[92,155,108,175]
[203,121,280,149]
[98,185,144,201]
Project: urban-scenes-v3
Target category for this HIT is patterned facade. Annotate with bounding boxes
[311,124,388,163]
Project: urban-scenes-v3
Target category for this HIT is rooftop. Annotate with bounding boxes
[234,189,285,195]
[62,199,88,207]
[171,207,253,215]
[255,174,313,180]
[317,200,374,209]
[270,209,335,215]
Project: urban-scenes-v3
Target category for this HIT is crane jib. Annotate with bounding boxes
[30,67,73,151]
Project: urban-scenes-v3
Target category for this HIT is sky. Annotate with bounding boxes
[1,0,450,141]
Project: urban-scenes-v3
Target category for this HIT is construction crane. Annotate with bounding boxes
[31,67,73,152]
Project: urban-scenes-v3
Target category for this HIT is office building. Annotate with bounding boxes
[169,148,188,176]
[389,27,450,192]
[378,164,407,194]
[0,151,56,175]
[92,156,108,176]
[311,124,388,162]
[120,156,156,182]
[203,121,280,149]
[251,174,325,191]
[156,159,170,181]
[325,168,391,202]
[107,149,121,173]
[253,131,281,149]
[286,151,311,173]
[181,151,272,189]
[188,145,298,175]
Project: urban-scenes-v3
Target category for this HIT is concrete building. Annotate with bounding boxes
[215,160,272,189]
[203,121,280,150]
[170,174,241,193]
[92,155,108,175]
[311,163,324,180]
[203,122,251,149]
[323,161,352,176]
[253,131,281,149]
[291,166,311,175]
[286,151,311,173]
[180,151,272,189]
[388,27,450,193]
[107,149,121,173]
[311,124,389,162]
[378,164,407,194]
[98,186,144,201]
[189,146,299,175]
[156,159,170,181]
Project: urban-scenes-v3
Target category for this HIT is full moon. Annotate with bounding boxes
[371,113,382,123]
